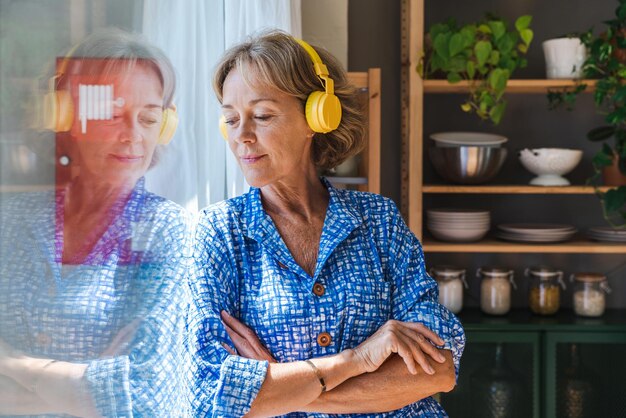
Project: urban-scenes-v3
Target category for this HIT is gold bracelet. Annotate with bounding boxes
[30,359,59,394]
[305,359,326,394]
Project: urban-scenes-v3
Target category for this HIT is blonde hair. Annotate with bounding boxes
[213,30,365,171]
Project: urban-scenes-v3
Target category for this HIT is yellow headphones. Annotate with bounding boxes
[220,37,342,140]
[36,54,178,145]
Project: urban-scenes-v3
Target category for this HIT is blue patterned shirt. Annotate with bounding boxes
[0,179,193,417]
[189,178,465,417]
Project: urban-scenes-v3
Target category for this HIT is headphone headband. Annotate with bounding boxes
[295,39,334,95]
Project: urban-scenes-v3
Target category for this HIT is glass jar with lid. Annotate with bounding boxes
[477,267,516,315]
[525,266,566,315]
[429,265,468,314]
[570,273,612,317]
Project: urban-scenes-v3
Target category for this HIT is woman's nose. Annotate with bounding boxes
[233,119,256,144]
[119,119,142,143]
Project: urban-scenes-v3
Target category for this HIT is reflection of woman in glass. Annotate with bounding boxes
[189,30,464,417]
[0,29,191,416]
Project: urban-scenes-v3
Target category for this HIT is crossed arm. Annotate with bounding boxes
[220,311,456,417]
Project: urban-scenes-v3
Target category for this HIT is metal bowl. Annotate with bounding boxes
[429,146,507,184]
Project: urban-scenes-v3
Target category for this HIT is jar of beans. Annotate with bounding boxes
[478,267,516,315]
[570,273,612,317]
[525,266,565,315]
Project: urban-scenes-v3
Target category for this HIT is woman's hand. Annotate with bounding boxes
[220,311,277,363]
[352,320,446,376]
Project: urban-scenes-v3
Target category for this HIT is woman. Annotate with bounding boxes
[189,30,465,417]
[0,29,191,417]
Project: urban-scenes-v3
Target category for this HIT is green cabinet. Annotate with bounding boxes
[440,309,626,418]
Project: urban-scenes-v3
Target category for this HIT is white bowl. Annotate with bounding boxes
[518,148,583,186]
[428,225,490,242]
[430,132,508,147]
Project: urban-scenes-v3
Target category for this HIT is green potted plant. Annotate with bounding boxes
[546,0,626,227]
[418,14,533,124]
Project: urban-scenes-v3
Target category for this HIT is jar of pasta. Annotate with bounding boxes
[478,267,516,315]
[570,273,612,317]
[429,265,468,314]
[525,266,565,315]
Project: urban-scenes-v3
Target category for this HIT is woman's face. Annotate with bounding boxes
[69,63,164,188]
[221,68,314,188]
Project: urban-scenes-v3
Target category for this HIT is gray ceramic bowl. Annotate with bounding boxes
[429,145,507,184]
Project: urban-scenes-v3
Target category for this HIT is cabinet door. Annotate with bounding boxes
[441,331,540,418]
[544,332,626,418]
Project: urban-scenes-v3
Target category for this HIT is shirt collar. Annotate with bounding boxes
[242,177,362,279]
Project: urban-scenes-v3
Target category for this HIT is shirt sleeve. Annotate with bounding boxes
[382,199,466,379]
[187,210,268,417]
[83,210,194,417]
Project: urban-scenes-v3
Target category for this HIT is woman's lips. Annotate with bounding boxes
[109,154,143,163]
[240,155,266,164]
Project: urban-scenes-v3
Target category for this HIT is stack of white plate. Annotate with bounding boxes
[427,209,491,242]
[587,227,626,243]
[496,223,577,243]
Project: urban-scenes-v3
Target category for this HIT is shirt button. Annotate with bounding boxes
[35,333,52,346]
[313,283,325,297]
[317,332,332,347]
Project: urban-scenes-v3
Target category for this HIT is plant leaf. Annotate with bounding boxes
[433,33,451,60]
[475,40,492,67]
[593,150,614,168]
[604,188,626,212]
[461,102,472,112]
[466,61,476,79]
[588,126,616,142]
[449,33,465,57]
[447,72,462,83]
[520,29,534,47]
[515,15,533,31]
[489,68,509,92]
[488,21,506,40]
[489,102,506,124]
[478,24,492,34]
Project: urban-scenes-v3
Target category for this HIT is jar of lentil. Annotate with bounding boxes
[477,267,516,315]
[525,266,565,315]
[570,273,612,317]
[429,265,468,314]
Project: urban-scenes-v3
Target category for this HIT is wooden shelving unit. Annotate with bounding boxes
[400,0,623,254]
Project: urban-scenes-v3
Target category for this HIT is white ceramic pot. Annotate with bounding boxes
[542,38,586,79]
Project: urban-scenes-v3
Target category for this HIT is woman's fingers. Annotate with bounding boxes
[221,311,277,362]
[396,325,446,364]
[402,322,444,346]
[221,342,237,355]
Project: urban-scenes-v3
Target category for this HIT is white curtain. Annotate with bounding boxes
[142,0,301,211]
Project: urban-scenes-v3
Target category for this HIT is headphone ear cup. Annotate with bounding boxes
[41,90,74,132]
[304,91,342,133]
[159,107,179,145]
[219,115,228,140]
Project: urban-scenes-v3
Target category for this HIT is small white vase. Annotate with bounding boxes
[542,38,587,79]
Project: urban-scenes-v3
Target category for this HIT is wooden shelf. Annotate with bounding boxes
[423,185,612,194]
[423,237,626,254]
[423,79,596,94]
